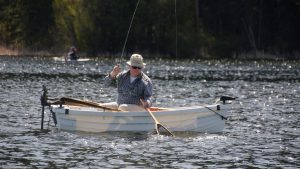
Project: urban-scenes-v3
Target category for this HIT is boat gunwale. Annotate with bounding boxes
[51,104,221,117]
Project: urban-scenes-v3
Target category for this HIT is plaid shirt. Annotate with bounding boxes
[104,70,153,106]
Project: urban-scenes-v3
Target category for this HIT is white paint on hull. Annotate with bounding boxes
[52,104,231,133]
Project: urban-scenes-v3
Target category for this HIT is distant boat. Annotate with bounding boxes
[53,56,90,62]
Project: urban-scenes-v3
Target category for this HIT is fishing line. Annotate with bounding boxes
[175,0,178,58]
[121,0,178,60]
[120,0,141,61]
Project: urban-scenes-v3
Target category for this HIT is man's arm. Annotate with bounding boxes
[142,81,153,108]
[103,64,121,87]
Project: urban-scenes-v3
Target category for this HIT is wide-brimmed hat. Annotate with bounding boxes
[126,54,146,68]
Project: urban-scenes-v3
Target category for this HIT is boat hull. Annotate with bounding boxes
[53,57,90,62]
[51,104,231,133]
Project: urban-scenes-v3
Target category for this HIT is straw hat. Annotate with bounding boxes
[126,54,146,68]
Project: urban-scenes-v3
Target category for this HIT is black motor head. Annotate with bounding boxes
[220,96,237,104]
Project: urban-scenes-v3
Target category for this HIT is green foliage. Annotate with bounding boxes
[0,0,299,59]
[0,0,24,48]
[22,0,55,49]
[0,0,55,50]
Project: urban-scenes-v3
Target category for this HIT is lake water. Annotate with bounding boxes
[0,56,299,168]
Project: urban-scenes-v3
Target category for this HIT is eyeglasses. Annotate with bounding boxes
[131,66,142,70]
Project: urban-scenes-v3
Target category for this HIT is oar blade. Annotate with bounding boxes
[157,124,174,136]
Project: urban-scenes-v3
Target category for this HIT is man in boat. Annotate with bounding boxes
[103,54,153,111]
[66,46,79,61]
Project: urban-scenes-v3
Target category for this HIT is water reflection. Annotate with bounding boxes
[0,56,299,168]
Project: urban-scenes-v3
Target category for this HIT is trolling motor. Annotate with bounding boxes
[41,85,49,106]
[40,85,49,130]
[220,96,237,104]
[40,85,59,130]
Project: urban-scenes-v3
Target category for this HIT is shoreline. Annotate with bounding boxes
[0,46,298,60]
[0,46,18,55]
[0,46,65,57]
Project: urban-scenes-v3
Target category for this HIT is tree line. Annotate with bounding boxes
[0,0,299,59]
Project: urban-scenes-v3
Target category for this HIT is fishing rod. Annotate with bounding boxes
[120,0,141,61]
[120,0,178,60]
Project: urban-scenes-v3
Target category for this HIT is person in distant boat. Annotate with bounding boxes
[67,46,79,61]
[103,54,153,111]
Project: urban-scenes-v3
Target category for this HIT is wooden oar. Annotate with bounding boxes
[140,100,174,136]
[59,97,120,111]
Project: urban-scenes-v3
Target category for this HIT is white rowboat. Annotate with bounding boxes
[47,98,233,133]
[41,86,235,134]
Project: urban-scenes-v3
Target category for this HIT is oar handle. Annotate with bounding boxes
[60,97,120,111]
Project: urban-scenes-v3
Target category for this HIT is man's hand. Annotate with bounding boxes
[110,64,121,78]
[140,99,150,108]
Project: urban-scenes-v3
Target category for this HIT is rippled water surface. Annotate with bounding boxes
[0,56,299,168]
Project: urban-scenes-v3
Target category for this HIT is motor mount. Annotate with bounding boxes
[220,96,236,104]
